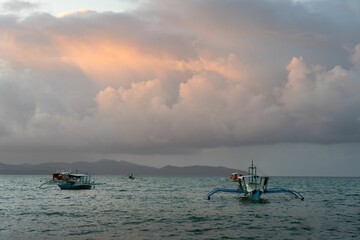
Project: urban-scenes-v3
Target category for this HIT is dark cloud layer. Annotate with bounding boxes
[0,0,360,158]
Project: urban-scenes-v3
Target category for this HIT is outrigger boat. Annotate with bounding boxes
[39,171,95,190]
[57,173,95,190]
[207,161,304,201]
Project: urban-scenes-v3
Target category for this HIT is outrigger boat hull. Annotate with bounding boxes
[58,183,93,190]
[207,188,264,201]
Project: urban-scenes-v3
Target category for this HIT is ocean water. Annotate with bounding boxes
[0,175,359,239]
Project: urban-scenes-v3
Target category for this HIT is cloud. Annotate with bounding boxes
[352,44,360,70]
[93,45,360,152]
[281,54,360,143]
[2,0,39,12]
[0,1,360,156]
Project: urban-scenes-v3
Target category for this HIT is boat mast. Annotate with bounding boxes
[248,160,258,189]
[249,160,256,181]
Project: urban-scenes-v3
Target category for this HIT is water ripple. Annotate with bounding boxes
[0,176,358,239]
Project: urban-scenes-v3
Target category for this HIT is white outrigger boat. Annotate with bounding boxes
[207,161,304,201]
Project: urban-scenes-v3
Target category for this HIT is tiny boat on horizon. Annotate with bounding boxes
[128,173,135,179]
[207,161,304,201]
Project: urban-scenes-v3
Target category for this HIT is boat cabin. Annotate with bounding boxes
[52,171,70,181]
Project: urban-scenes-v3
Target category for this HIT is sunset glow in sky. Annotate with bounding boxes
[1,0,360,176]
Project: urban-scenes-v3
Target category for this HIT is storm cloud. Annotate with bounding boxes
[0,0,360,157]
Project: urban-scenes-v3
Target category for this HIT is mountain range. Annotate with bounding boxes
[0,159,246,176]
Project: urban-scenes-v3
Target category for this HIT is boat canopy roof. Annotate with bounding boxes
[238,175,252,178]
[69,173,89,178]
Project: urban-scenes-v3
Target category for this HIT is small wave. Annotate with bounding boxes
[67,229,105,236]
[44,211,65,217]
[187,215,207,222]
[1,175,359,240]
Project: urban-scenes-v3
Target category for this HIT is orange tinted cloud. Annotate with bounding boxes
[54,36,178,85]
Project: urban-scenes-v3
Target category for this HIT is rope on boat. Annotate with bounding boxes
[38,181,57,189]
[265,187,304,201]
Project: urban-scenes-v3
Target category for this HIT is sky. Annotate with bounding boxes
[0,0,360,176]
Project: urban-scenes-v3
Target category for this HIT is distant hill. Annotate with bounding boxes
[0,159,246,176]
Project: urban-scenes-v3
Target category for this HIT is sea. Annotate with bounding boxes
[0,175,359,240]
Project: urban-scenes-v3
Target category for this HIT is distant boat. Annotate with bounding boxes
[229,172,241,181]
[128,173,135,179]
[207,161,304,201]
[39,171,95,190]
[57,173,95,190]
